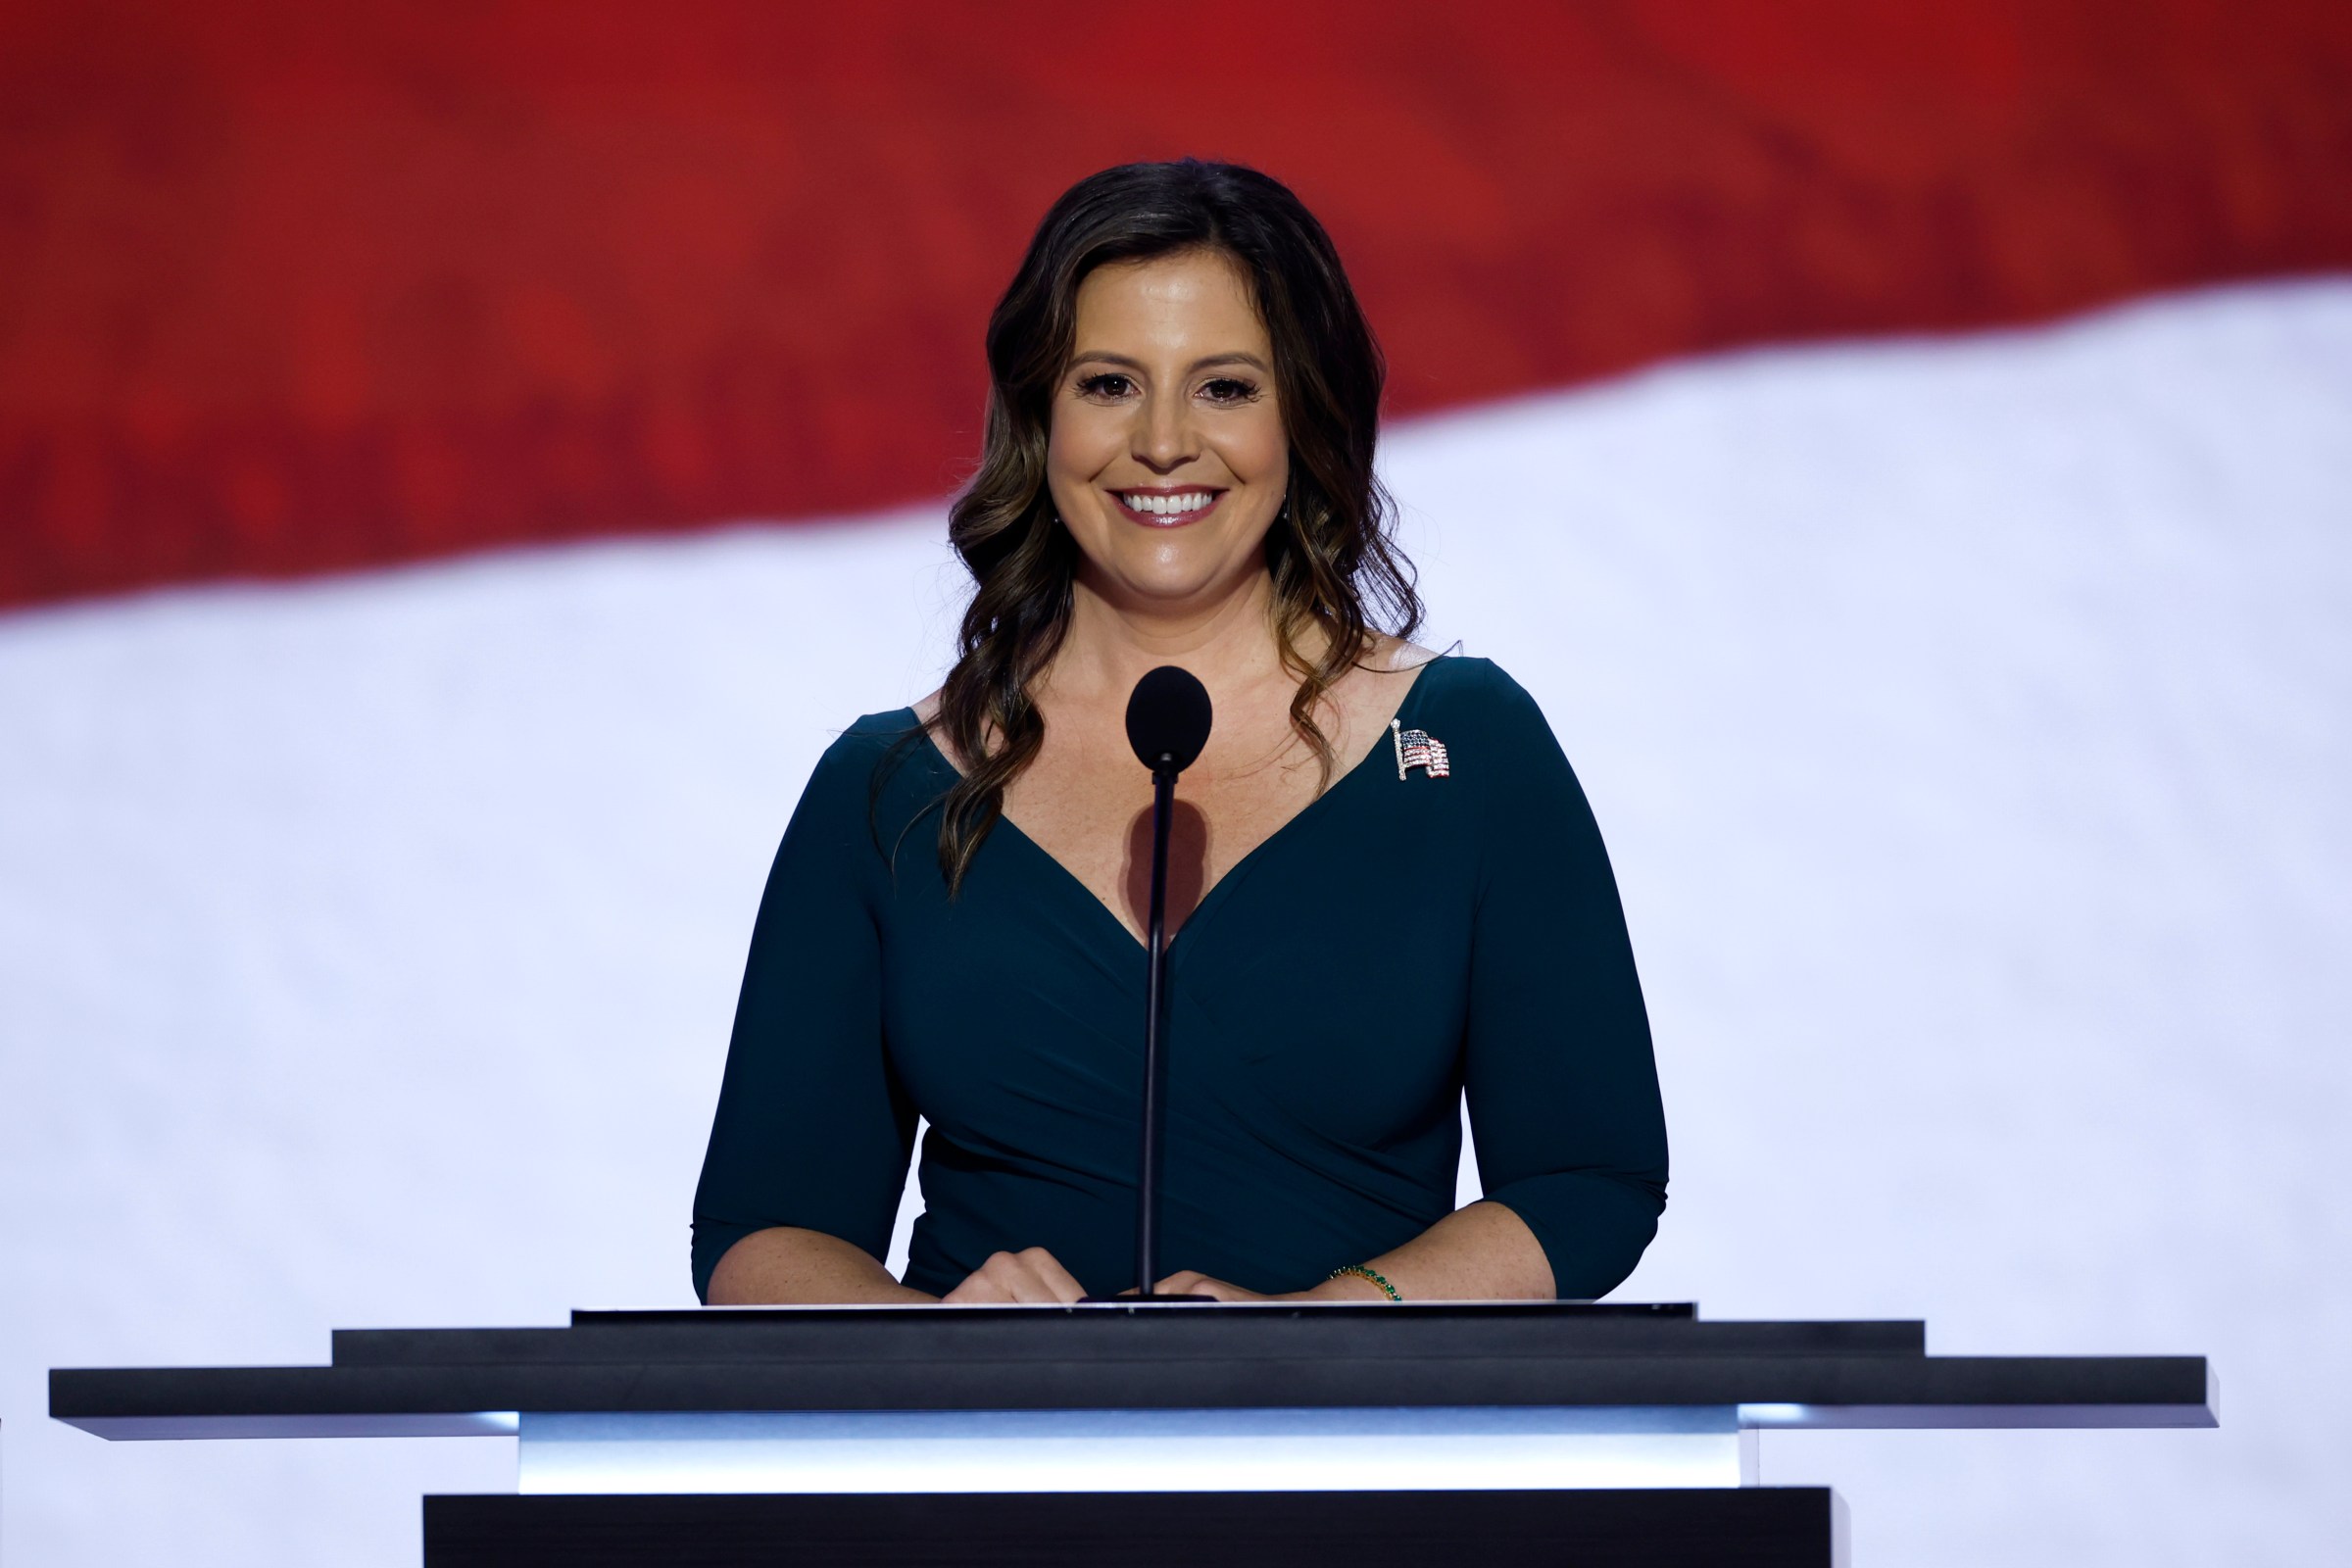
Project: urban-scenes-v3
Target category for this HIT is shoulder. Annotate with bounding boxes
[1405,656,1582,801]
[804,707,921,766]
[773,709,945,874]
[839,706,927,750]
[798,707,936,803]
[1411,654,1551,730]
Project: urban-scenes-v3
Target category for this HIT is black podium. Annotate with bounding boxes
[51,1301,2215,1566]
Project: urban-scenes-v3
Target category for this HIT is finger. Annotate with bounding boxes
[1155,1270,1255,1300]
[942,1270,1012,1304]
[964,1250,1073,1304]
[944,1251,1028,1304]
[1016,1247,1087,1303]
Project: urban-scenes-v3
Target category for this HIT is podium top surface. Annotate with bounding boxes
[50,1301,2216,1440]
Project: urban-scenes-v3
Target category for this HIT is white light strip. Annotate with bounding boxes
[1738,1398,2220,1430]
[518,1406,1743,1494]
[67,1411,519,1441]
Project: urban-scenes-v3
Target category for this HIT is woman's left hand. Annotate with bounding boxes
[1149,1270,1338,1303]
[1151,1270,1263,1301]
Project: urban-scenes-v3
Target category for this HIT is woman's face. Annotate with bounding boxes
[1047,248,1290,615]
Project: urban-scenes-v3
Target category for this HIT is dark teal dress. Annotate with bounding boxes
[691,657,1667,1301]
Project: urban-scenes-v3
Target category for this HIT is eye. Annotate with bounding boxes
[1075,372,1135,400]
[1199,376,1261,405]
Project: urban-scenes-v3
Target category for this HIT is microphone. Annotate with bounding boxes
[1120,666,1212,1301]
[1125,664,1214,777]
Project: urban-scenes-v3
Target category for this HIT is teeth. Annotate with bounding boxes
[1125,492,1212,515]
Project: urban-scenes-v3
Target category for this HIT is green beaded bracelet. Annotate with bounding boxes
[1328,1263,1402,1302]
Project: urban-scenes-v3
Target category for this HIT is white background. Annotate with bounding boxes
[3,278,2347,1564]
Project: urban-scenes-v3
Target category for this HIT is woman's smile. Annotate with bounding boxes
[1110,486,1227,527]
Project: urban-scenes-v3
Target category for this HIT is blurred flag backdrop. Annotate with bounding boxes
[6,0,2351,604]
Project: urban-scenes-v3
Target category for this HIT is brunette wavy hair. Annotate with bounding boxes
[920,159,1421,892]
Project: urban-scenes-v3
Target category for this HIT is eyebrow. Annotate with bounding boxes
[1068,351,1273,374]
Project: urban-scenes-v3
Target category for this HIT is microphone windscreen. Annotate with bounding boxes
[1125,665,1214,774]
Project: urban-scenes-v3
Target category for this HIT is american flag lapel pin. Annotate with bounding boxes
[1391,717,1451,780]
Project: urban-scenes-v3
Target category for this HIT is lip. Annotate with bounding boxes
[1108,486,1227,529]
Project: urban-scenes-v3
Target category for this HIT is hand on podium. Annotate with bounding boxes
[939,1246,1089,1303]
[1144,1269,1392,1304]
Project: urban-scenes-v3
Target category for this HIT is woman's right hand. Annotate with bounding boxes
[941,1246,1087,1303]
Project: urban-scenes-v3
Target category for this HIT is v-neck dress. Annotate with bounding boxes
[691,657,1668,1301]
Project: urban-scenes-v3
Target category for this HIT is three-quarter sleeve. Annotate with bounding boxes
[690,732,917,1301]
[1461,671,1669,1299]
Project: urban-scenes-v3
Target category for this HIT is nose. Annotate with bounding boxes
[1132,387,1197,475]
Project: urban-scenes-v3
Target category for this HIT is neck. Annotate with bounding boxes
[1050,565,1298,705]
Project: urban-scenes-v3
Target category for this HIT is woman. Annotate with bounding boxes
[693,160,1666,1305]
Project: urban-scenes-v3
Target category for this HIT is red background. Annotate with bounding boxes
[4,0,2350,610]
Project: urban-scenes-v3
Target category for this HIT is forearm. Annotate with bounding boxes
[706,1225,936,1304]
[1308,1200,1554,1302]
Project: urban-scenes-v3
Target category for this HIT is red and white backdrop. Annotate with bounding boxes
[3,3,2348,1562]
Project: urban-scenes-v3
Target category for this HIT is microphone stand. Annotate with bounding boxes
[1136,759,1178,1298]
[1085,663,1213,1304]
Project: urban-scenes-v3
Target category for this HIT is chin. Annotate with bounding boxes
[1107,572,1231,610]
[1101,542,1250,604]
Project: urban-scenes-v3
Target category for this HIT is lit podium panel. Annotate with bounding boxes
[51,1301,2216,1567]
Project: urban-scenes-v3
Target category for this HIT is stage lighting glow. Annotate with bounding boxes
[1739,1404,1815,1427]
[517,1406,1747,1494]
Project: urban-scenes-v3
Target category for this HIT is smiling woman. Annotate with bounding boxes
[691,161,1669,1307]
